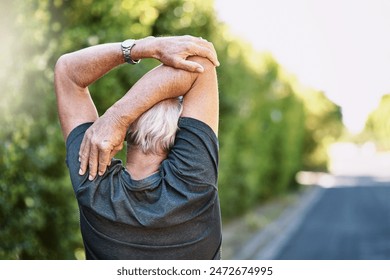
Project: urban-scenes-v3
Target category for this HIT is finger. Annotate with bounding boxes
[108,143,123,164]
[97,143,112,176]
[175,58,204,73]
[88,145,99,181]
[179,36,219,66]
[191,38,220,66]
[199,44,220,67]
[79,137,86,161]
[186,44,219,68]
[79,137,91,176]
[108,151,117,166]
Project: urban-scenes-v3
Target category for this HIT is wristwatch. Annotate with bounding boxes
[121,39,140,64]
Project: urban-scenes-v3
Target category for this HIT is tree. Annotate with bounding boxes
[0,0,343,258]
[365,94,390,151]
[0,0,81,259]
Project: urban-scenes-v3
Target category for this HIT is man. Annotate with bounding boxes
[54,35,222,259]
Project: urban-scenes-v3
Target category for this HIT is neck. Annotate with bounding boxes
[126,146,166,180]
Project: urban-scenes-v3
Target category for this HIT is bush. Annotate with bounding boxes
[0,0,343,258]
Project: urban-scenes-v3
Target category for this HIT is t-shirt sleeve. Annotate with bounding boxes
[163,117,219,190]
[65,122,94,192]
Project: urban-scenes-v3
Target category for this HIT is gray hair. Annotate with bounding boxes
[126,97,183,154]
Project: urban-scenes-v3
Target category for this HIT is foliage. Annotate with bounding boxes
[0,0,81,259]
[291,82,343,170]
[364,94,390,151]
[0,0,343,259]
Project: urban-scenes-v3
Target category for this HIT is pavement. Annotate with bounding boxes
[273,175,390,260]
[221,185,316,260]
[221,143,390,260]
[221,182,323,260]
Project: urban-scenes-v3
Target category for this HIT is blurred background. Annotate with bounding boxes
[0,0,389,259]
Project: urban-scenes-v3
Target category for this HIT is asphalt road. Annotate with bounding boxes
[270,175,390,260]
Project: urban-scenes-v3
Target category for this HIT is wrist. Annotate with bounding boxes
[105,104,132,131]
[131,36,160,61]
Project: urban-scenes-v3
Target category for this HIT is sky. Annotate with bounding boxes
[215,0,390,133]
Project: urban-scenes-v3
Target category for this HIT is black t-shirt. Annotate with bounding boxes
[66,117,222,259]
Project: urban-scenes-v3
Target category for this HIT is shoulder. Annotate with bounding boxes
[175,117,219,159]
[178,117,218,142]
[163,117,219,187]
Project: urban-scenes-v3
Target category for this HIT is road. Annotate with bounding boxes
[273,176,390,259]
[240,143,390,260]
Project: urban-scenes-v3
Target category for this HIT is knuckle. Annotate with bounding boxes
[171,58,181,68]
[99,156,108,165]
[79,153,88,161]
[207,42,215,49]
[99,141,112,151]
[162,55,174,64]
[113,145,121,152]
[91,138,99,146]
[89,149,97,157]
[184,42,194,51]
[85,130,93,138]
[88,158,96,167]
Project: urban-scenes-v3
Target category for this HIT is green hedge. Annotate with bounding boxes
[0,0,342,259]
[364,94,390,151]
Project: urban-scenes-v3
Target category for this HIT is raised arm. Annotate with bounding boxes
[77,56,218,181]
[54,35,219,140]
[54,35,219,180]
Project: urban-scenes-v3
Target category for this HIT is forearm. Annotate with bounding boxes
[56,36,208,88]
[105,63,198,130]
[56,43,124,88]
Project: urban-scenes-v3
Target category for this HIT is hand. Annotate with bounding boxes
[138,35,220,73]
[78,112,126,181]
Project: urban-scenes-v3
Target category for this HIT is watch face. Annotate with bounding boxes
[122,39,135,48]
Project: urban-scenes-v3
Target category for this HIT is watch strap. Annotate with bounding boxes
[121,39,140,64]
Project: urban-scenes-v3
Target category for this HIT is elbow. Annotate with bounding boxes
[54,54,78,97]
[54,53,80,90]
[54,53,87,88]
[54,54,71,79]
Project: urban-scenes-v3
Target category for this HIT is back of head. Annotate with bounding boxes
[126,97,183,155]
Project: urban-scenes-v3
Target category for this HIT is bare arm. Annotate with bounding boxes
[54,35,219,180]
[78,57,218,181]
[55,36,219,140]
[54,43,122,140]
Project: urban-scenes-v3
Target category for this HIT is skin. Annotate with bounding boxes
[54,35,219,181]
